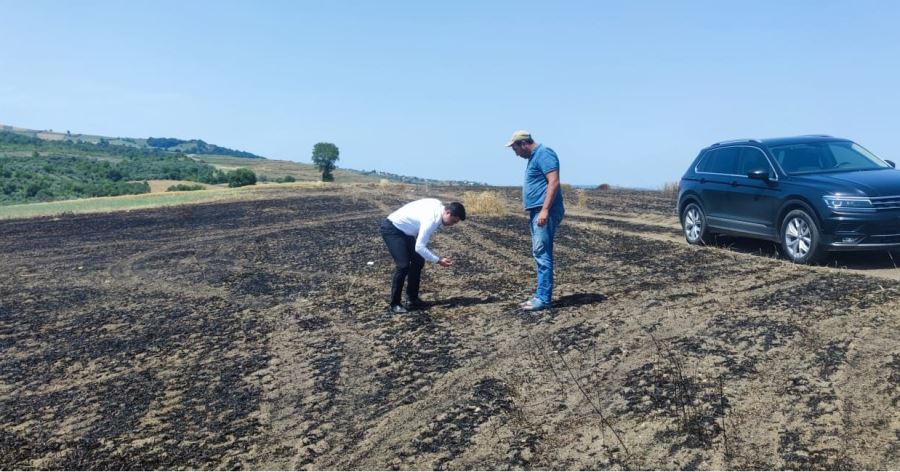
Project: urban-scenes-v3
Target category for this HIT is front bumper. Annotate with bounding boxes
[821,210,900,250]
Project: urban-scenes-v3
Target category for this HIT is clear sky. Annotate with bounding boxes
[3,0,900,188]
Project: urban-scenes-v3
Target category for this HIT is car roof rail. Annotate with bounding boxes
[711,138,761,147]
[801,134,834,138]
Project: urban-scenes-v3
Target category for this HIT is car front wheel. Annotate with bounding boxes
[682,202,709,245]
[780,209,823,264]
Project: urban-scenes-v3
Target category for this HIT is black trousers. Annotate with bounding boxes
[380,218,425,306]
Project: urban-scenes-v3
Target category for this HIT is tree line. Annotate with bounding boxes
[146,137,262,159]
[0,132,258,205]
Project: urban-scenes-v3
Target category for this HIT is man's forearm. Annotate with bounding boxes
[542,181,558,211]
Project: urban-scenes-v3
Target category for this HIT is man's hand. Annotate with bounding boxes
[438,257,453,267]
[536,208,549,227]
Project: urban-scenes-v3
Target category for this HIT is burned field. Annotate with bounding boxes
[2,186,900,470]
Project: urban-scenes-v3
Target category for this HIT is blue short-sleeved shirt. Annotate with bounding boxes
[523,144,565,212]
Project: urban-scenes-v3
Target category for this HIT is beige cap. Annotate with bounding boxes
[505,130,532,147]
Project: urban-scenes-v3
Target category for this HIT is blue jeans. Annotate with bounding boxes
[530,208,563,304]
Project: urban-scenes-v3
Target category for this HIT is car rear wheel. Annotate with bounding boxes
[780,209,823,264]
[682,203,709,245]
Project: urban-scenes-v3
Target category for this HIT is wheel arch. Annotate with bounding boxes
[678,192,704,217]
[777,197,823,231]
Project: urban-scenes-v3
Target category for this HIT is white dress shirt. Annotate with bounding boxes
[387,198,445,263]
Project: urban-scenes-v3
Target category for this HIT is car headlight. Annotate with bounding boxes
[823,195,874,210]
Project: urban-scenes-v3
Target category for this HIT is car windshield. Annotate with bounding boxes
[769,141,890,175]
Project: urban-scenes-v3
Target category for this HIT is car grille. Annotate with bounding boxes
[870,195,900,210]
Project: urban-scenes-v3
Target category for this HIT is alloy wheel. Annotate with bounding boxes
[684,206,703,242]
[784,216,811,259]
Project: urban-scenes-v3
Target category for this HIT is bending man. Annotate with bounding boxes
[380,198,466,314]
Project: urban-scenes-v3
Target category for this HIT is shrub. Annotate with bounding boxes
[227,168,257,188]
[167,184,205,192]
[463,191,507,216]
[598,183,611,191]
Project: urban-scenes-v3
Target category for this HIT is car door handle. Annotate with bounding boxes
[699,177,706,183]
[730,180,738,187]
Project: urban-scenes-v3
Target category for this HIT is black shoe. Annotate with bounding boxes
[389,304,408,314]
[406,298,428,310]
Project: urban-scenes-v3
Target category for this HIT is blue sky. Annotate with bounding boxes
[3,1,900,188]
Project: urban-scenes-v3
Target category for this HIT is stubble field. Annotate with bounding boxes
[1,185,899,469]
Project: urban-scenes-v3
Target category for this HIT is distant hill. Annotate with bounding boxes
[0,124,262,159]
[0,131,250,204]
[0,123,486,205]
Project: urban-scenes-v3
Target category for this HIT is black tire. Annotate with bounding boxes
[681,202,709,245]
[780,208,823,264]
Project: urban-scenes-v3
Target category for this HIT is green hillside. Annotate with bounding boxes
[0,124,262,159]
[0,123,485,206]
[0,132,251,205]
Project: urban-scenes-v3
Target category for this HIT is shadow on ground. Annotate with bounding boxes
[710,235,900,272]
[432,296,501,308]
[554,292,608,308]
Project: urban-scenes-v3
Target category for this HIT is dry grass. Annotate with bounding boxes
[661,181,680,198]
[462,190,508,216]
[146,180,215,193]
[574,188,588,208]
[195,155,383,184]
[560,184,587,208]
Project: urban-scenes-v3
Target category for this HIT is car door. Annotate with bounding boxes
[728,147,782,237]
[696,147,741,229]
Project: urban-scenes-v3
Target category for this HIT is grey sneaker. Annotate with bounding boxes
[521,298,550,311]
[390,304,408,314]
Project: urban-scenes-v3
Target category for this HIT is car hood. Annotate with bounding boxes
[792,169,900,197]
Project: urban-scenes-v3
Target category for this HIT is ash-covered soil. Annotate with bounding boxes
[2,186,899,470]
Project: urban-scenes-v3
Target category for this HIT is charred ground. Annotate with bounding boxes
[1,186,899,469]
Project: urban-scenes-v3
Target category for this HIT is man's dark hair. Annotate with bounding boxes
[516,138,535,145]
[446,202,466,221]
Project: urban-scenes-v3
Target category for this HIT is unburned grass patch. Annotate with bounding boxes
[463,191,508,217]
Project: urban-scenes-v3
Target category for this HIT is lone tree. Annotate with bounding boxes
[227,168,257,188]
[311,142,339,182]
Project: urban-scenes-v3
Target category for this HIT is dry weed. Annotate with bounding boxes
[574,188,588,208]
[463,191,508,216]
[661,181,680,198]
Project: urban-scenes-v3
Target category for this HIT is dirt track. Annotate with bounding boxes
[1,186,899,469]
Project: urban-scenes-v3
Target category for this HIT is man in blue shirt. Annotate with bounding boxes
[506,130,565,311]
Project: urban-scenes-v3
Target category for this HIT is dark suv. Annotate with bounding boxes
[677,135,900,263]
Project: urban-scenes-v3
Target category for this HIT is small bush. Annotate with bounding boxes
[227,168,257,188]
[574,188,588,208]
[463,191,507,216]
[167,184,205,192]
[661,181,680,198]
[598,183,611,191]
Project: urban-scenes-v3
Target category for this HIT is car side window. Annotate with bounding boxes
[738,147,772,175]
[696,151,713,172]
[700,147,740,175]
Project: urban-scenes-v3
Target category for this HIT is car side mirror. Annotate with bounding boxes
[748,169,770,181]
[886,159,896,168]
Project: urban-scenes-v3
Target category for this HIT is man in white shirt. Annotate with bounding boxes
[380,198,466,314]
